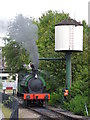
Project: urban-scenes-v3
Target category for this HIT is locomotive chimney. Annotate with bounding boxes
[30,63,38,78]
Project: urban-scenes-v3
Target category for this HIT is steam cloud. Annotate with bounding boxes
[8,14,39,69]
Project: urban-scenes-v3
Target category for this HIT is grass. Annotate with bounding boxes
[0,103,12,119]
[0,82,2,90]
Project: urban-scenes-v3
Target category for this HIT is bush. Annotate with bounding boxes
[3,96,13,108]
[48,92,59,105]
[64,95,88,116]
[48,88,64,105]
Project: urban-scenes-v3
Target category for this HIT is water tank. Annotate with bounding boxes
[55,19,83,51]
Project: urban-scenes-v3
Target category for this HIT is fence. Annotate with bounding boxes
[0,92,19,120]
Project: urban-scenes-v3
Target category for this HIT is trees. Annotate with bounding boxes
[3,14,39,72]
[3,40,30,73]
[36,10,69,91]
[36,11,89,115]
[68,21,89,116]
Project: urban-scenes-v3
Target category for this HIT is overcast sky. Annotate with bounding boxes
[0,0,89,21]
[0,0,89,46]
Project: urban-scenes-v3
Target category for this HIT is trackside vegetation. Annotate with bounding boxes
[0,103,12,118]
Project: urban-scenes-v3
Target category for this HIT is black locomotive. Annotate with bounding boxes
[17,63,50,106]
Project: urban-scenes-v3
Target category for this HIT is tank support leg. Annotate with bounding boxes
[66,52,71,90]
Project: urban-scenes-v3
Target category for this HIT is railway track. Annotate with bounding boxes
[29,106,90,120]
[30,107,62,120]
[45,106,90,120]
[14,95,90,120]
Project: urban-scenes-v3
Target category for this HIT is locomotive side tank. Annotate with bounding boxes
[17,64,50,106]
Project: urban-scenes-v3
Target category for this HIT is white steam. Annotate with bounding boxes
[8,14,39,69]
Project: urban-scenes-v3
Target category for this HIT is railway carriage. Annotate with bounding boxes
[0,73,18,94]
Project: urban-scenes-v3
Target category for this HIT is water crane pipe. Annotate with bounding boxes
[39,58,65,61]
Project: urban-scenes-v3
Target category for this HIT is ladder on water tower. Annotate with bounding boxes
[69,26,74,50]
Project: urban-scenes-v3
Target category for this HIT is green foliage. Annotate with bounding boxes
[36,10,69,92]
[49,92,60,105]
[1,103,12,119]
[36,10,89,116]
[63,21,89,116]
[49,88,64,105]
[3,40,30,73]
[3,96,13,106]
[63,95,88,116]
[0,82,2,89]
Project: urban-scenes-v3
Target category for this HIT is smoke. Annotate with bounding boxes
[8,14,39,69]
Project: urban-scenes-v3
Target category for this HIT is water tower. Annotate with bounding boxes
[55,19,83,90]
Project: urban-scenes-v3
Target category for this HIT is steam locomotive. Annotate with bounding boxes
[17,63,50,107]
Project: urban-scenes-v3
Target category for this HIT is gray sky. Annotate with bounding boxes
[0,0,89,45]
[0,0,89,21]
